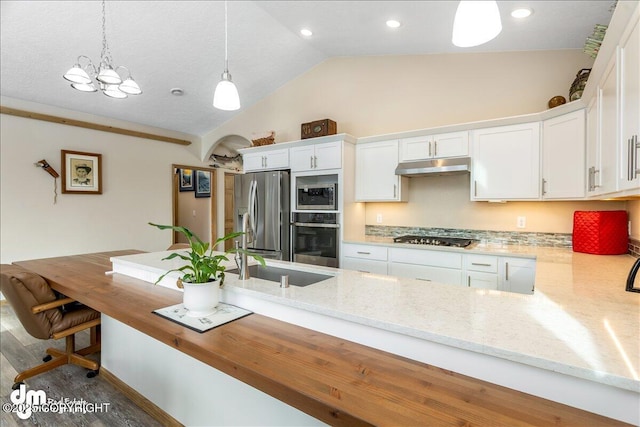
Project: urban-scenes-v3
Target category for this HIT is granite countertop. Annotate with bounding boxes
[111,244,640,393]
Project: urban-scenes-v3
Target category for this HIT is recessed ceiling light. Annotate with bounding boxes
[170,88,184,96]
[300,28,313,37]
[511,8,533,19]
[386,20,401,28]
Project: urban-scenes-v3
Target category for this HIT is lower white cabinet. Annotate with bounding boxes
[341,244,388,274]
[500,257,536,294]
[389,248,464,286]
[342,243,536,294]
[465,254,499,290]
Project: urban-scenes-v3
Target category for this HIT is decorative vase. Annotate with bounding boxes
[182,281,219,317]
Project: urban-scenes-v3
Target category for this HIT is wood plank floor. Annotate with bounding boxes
[0,302,162,426]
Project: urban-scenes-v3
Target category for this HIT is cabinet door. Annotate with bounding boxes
[500,257,535,295]
[400,136,432,161]
[290,146,315,172]
[432,131,469,158]
[599,56,620,195]
[356,140,406,201]
[618,18,640,191]
[243,152,266,172]
[471,123,540,200]
[314,141,342,170]
[243,149,289,172]
[542,110,586,199]
[264,149,289,170]
[466,272,499,290]
[586,95,600,194]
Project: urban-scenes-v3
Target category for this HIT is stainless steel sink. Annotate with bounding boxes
[226,265,333,287]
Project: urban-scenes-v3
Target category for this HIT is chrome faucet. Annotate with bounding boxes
[235,212,252,280]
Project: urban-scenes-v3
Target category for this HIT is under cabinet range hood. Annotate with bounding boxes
[395,157,471,177]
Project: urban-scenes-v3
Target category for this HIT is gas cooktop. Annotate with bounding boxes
[393,235,475,248]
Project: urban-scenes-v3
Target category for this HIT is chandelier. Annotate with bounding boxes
[63,0,141,99]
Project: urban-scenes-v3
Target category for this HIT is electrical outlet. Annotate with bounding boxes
[376,213,383,224]
[517,216,526,229]
[629,220,632,235]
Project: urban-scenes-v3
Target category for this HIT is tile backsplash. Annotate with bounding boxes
[366,225,574,248]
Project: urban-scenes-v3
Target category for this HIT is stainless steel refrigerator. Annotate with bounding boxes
[234,171,290,261]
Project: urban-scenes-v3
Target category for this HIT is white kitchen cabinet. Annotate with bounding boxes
[499,257,536,295]
[618,16,640,192]
[341,243,388,275]
[290,141,341,172]
[464,255,499,289]
[243,148,289,172]
[355,140,408,202]
[389,248,463,286]
[593,55,620,195]
[542,110,586,199]
[471,122,540,200]
[400,131,469,161]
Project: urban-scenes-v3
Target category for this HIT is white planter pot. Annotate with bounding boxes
[182,281,220,317]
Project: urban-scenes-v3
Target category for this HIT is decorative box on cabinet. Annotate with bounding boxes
[355,140,408,202]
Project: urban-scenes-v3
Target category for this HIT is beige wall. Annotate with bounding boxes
[628,199,640,239]
[0,108,205,264]
[204,49,628,236]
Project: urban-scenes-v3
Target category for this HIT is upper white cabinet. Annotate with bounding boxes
[542,110,585,199]
[471,122,540,200]
[290,141,341,172]
[618,16,640,192]
[355,140,409,202]
[243,148,289,172]
[400,131,469,161]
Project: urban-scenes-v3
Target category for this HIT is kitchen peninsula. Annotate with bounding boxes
[14,245,638,426]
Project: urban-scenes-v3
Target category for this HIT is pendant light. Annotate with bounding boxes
[213,0,240,111]
[63,0,141,98]
[452,1,502,48]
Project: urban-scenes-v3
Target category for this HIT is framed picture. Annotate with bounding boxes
[179,168,194,191]
[61,150,102,194]
[194,170,211,198]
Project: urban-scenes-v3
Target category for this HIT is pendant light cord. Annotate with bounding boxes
[100,0,112,65]
[224,0,229,73]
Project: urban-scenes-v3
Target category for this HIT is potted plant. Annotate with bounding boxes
[149,223,265,317]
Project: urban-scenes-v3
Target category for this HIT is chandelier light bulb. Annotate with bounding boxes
[70,82,98,92]
[102,84,128,99]
[63,65,92,84]
[119,78,142,95]
[452,0,502,48]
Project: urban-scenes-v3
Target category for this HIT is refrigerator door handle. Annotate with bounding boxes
[250,179,258,236]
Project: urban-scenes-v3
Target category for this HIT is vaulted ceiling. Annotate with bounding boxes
[0,1,615,137]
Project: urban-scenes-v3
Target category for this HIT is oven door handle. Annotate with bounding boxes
[292,222,339,228]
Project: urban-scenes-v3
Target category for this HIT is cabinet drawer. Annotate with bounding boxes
[341,258,388,275]
[465,255,498,273]
[343,244,388,261]
[389,263,463,286]
[389,248,462,269]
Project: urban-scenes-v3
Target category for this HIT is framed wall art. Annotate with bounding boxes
[194,170,211,198]
[61,150,102,194]
[179,168,194,192]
